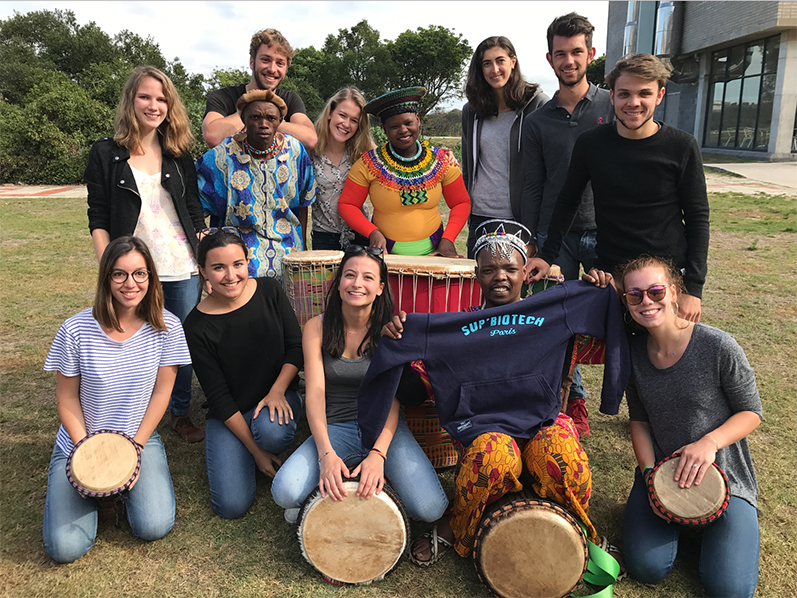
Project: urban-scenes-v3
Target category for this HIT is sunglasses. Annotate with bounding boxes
[623,284,668,305]
[345,244,384,258]
[200,226,240,237]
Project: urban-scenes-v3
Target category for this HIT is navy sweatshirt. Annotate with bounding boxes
[358,281,630,448]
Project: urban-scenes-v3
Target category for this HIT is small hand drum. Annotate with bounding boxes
[473,494,588,598]
[648,454,730,525]
[297,479,410,585]
[66,430,141,498]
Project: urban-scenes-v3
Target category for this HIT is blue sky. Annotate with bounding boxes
[0,1,609,108]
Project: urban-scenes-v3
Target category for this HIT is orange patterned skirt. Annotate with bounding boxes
[448,413,596,557]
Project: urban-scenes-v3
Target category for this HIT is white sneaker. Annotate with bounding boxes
[284,508,300,524]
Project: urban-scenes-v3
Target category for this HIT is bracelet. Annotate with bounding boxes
[707,435,720,451]
[370,448,387,461]
[318,451,330,463]
[134,441,145,451]
[642,466,654,480]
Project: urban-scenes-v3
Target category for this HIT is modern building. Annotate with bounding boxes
[606,1,797,160]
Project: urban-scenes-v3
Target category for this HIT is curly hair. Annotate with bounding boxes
[314,88,374,163]
[606,53,673,91]
[465,36,542,119]
[93,236,166,333]
[322,249,394,359]
[249,28,294,66]
[113,65,194,157]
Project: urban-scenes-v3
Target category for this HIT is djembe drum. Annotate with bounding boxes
[66,430,141,498]
[384,254,482,468]
[473,492,589,598]
[281,250,343,327]
[648,454,730,525]
[297,479,410,585]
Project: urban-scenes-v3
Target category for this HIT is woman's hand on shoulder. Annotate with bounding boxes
[381,311,407,339]
[319,451,350,501]
[672,438,718,489]
[582,268,615,289]
[351,452,385,500]
[439,147,460,168]
[253,389,294,425]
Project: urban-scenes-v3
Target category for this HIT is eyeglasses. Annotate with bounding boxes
[110,270,150,283]
[200,227,240,237]
[345,244,384,258]
[623,284,667,305]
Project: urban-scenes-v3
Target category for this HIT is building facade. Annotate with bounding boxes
[607,1,797,160]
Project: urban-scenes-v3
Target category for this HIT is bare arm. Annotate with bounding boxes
[133,365,177,447]
[252,362,300,425]
[304,317,350,500]
[202,111,244,148]
[55,372,86,445]
[91,228,111,262]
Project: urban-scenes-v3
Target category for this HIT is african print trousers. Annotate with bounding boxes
[449,413,596,558]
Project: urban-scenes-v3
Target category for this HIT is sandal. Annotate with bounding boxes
[408,524,453,567]
[598,536,627,581]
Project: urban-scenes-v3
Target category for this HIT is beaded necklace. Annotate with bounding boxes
[362,140,450,206]
[243,138,279,159]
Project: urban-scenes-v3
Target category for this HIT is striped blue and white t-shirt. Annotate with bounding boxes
[44,309,191,456]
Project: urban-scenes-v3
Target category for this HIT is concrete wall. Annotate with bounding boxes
[680,1,788,54]
[606,1,628,74]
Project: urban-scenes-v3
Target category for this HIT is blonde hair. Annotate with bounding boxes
[616,255,687,321]
[114,65,194,157]
[313,88,374,163]
[93,236,166,333]
[606,53,673,91]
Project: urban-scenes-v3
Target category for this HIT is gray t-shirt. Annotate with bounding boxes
[470,110,515,218]
[626,323,762,507]
[322,351,371,424]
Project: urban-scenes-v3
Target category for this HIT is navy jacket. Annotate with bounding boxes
[85,137,205,255]
[358,281,630,448]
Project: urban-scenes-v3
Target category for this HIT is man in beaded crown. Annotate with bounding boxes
[338,86,471,258]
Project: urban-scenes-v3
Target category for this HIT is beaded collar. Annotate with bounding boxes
[243,137,280,159]
[362,140,449,205]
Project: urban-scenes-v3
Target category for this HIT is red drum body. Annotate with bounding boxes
[383,255,481,315]
[66,430,141,498]
[281,250,343,327]
[473,493,588,598]
[297,480,410,585]
[648,455,730,525]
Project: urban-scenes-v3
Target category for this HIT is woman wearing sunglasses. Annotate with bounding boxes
[271,245,447,524]
[183,229,303,519]
[589,256,762,598]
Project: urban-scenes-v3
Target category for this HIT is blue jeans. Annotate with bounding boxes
[623,469,760,598]
[271,417,448,522]
[536,230,597,400]
[204,390,302,519]
[42,431,175,563]
[162,276,201,417]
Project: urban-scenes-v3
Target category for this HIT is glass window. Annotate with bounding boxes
[704,35,780,152]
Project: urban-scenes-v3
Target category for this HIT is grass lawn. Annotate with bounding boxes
[1,191,795,597]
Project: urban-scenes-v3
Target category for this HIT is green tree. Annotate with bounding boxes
[587,54,607,89]
[388,26,472,118]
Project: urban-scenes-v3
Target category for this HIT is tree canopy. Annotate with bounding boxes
[0,10,472,184]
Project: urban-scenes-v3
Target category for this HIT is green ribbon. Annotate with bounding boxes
[573,523,621,598]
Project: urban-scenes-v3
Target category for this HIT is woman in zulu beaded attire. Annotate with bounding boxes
[338,87,471,257]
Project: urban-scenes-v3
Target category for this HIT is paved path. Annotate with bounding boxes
[0,184,87,198]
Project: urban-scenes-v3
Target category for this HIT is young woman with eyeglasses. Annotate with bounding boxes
[182,230,303,519]
[271,245,448,524]
[589,256,762,598]
[85,65,206,443]
[42,236,191,563]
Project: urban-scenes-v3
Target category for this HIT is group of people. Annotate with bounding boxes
[40,12,761,598]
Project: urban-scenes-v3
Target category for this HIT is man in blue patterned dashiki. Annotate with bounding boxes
[196,89,317,278]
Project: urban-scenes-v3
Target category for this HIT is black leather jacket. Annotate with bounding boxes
[85,137,205,255]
